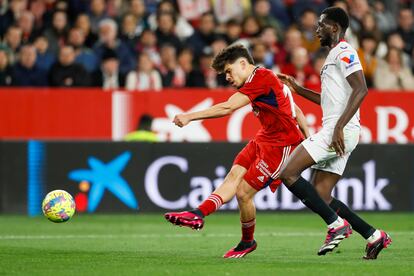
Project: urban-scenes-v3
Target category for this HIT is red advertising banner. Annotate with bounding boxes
[0,88,413,143]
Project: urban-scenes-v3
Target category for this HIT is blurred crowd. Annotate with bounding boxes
[0,0,414,91]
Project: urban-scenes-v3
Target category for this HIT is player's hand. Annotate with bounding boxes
[277,73,300,93]
[173,114,191,127]
[330,127,345,156]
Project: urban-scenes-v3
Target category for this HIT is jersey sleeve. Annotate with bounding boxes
[336,48,363,78]
[239,70,271,101]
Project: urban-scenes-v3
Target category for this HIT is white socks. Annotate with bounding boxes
[367,230,381,243]
[328,216,344,229]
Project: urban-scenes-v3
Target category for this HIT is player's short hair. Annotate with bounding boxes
[211,44,254,73]
[321,7,349,31]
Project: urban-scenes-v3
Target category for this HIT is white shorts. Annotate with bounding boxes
[302,127,360,175]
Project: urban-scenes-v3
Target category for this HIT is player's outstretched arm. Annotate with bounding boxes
[330,70,368,155]
[294,104,310,138]
[277,73,321,105]
[173,92,250,127]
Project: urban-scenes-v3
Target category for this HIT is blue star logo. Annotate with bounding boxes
[68,151,138,212]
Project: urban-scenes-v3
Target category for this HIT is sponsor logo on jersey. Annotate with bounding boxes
[341,54,355,64]
[341,54,360,69]
[257,175,265,182]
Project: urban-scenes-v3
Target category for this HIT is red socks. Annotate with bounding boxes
[198,194,223,217]
[241,218,256,242]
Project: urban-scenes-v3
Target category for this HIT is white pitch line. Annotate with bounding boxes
[0,231,412,240]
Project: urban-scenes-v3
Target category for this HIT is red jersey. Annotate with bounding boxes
[239,67,303,146]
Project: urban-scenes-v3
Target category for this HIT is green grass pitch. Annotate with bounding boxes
[0,213,413,275]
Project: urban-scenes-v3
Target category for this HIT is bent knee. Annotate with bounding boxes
[236,189,253,203]
[279,169,299,185]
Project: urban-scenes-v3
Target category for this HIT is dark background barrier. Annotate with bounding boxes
[1,141,413,214]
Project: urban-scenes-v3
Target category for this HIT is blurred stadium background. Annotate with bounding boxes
[1,0,414,274]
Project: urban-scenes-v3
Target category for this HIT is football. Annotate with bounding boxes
[42,190,76,223]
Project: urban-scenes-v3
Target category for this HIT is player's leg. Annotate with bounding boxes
[194,164,247,217]
[164,140,257,230]
[312,169,392,258]
[223,143,291,258]
[164,165,246,230]
[279,142,352,255]
[223,179,258,258]
[279,144,344,226]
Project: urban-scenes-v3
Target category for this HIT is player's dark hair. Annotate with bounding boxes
[321,7,349,31]
[211,44,254,73]
[137,114,153,131]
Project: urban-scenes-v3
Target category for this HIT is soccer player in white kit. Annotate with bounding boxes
[278,7,391,259]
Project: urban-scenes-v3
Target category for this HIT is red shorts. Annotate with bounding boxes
[234,140,298,192]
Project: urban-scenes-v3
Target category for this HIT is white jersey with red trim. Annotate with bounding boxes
[320,41,363,129]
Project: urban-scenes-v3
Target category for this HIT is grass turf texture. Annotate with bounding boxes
[0,213,413,275]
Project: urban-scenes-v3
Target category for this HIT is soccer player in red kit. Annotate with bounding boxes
[164,44,309,258]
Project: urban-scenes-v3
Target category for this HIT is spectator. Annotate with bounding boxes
[357,33,379,88]
[383,32,412,68]
[0,1,15,38]
[125,52,162,91]
[17,10,37,44]
[186,12,216,56]
[43,10,68,55]
[33,35,55,71]
[12,44,48,86]
[128,0,149,36]
[93,18,136,75]
[119,13,140,56]
[251,41,279,73]
[67,27,98,73]
[49,45,90,87]
[148,0,193,41]
[9,0,28,18]
[88,0,109,34]
[1,0,28,37]
[224,19,242,45]
[297,8,319,55]
[157,44,185,88]
[211,0,248,24]
[372,0,396,34]
[106,0,123,18]
[396,7,414,56]
[155,11,182,51]
[198,47,227,88]
[360,11,382,42]
[253,0,283,34]
[210,36,228,56]
[1,25,23,65]
[347,0,370,33]
[374,47,414,91]
[75,14,98,48]
[259,26,286,69]
[280,47,315,88]
[282,27,303,66]
[124,114,158,142]
[136,29,160,67]
[177,47,204,87]
[0,48,14,86]
[92,49,125,90]
[29,0,47,34]
[241,15,262,38]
